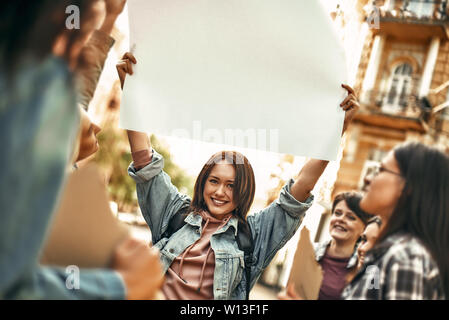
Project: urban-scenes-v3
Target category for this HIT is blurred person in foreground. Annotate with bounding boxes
[342,142,449,299]
[0,0,163,299]
[74,0,127,165]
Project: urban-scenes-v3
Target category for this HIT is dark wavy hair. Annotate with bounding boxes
[190,151,256,223]
[332,191,372,224]
[379,142,449,297]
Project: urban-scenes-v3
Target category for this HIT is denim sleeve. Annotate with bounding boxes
[128,150,191,243]
[247,178,313,287]
[0,57,127,300]
[3,266,125,299]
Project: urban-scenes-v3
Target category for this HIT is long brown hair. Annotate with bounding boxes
[190,151,256,222]
[378,142,449,297]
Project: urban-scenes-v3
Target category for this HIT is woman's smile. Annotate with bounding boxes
[203,161,237,218]
[211,198,229,206]
[333,224,347,232]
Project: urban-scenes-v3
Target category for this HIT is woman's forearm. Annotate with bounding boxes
[127,130,150,153]
[99,14,119,36]
[290,159,329,203]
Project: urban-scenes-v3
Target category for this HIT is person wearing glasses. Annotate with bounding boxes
[342,142,449,300]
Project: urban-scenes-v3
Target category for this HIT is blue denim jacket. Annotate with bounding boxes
[0,56,125,299]
[128,150,314,300]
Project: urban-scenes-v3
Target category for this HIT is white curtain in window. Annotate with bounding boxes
[384,63,413,112]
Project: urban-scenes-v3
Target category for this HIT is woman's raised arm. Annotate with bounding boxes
[116,52,151,153]
[127,129,150,153]
[290,158,329,203]
[117,52,191,243]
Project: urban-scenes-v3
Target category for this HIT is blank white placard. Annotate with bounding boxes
[121,0,347,161]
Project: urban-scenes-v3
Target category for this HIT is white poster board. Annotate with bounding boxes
[121,0,347,161]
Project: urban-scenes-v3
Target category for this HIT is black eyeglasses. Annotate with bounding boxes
[372,164,403,178]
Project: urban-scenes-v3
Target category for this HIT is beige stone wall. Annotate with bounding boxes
[429,40,449,107]
[332,122,406,198]
[354,32,375,94]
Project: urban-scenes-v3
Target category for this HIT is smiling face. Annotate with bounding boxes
[357,222,381,266]
[359,151,405,222]
[192,151,256,222]
[202,161,238,219]
[329,200,365,245]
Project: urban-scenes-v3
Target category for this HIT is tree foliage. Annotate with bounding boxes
[93,123,194,213]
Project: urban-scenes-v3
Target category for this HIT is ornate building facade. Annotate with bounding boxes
[262,0,449,289]
[333,0,449,200]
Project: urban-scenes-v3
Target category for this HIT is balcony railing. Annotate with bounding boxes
[361,88,430,120]
[369,0,449,22]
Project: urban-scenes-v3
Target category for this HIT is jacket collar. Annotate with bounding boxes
[184,212,239,236]
[315,239,358,269]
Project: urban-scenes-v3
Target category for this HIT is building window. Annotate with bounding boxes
[368,148,389,162]
[358,148,388,190]
[407,0,435,18]
[383,63,413,113]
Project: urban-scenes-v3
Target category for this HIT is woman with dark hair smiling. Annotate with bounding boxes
[342,142,449,300]
[278,191,372,300]
[119,53,360,300]
[356,216,382,269]
[314,192,372,300]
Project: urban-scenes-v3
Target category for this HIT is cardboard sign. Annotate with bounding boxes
[121,0,347,161]
[287,227,323,300]
[40,164,129,268]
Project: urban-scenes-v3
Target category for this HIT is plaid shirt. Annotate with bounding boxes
[342,232,445,300]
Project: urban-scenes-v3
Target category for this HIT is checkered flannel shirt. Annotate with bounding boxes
[342,232,445,300]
